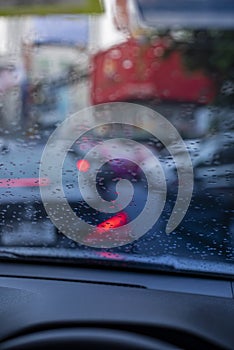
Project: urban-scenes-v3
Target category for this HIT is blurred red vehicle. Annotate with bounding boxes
[91,37,216,105]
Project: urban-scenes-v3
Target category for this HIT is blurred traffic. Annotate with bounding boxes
[0,0,233,262]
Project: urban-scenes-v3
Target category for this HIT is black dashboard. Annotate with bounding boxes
[0,262,233,349]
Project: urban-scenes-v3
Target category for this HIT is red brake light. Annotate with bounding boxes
[76,159,90,172]
[0,177,50,188]
[83,211,129,245]
[97,212,128,232]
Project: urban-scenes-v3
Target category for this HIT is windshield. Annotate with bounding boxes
[0,0,233,277]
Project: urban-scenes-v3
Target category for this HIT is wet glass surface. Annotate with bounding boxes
[0,0,233,275]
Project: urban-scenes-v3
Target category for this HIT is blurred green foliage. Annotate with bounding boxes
[164,29,234,105]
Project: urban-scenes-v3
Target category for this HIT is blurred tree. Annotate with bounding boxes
[163,29,234,105]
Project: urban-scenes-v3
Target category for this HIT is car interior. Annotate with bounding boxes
[0,1,233,349]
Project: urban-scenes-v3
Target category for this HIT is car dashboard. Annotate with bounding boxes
[0,261,233,350]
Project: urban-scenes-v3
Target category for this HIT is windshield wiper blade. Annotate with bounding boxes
[0,247,233,279]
